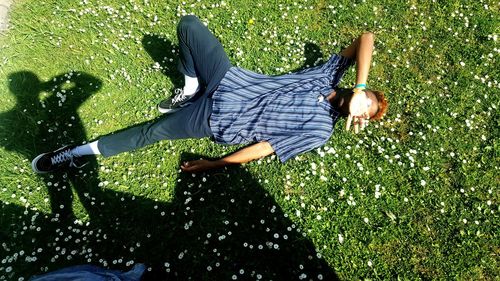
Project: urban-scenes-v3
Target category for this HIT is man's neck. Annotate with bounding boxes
[326,89,337,103]
[327,88,351,116]
[327,89,344,109]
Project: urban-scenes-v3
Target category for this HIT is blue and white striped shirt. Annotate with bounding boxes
[210,54,354,162]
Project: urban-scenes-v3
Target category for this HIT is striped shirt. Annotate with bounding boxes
[210,54,354,162]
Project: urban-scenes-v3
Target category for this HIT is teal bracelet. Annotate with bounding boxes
[355,83,366,89]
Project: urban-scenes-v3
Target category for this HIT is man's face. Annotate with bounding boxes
[364,90,380,118]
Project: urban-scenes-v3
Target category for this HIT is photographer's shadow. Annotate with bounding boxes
[2,153,338,280]
[126,152,339,280]
[1,71,103,220]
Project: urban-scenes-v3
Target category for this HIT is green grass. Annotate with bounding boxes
[0,0,499,280]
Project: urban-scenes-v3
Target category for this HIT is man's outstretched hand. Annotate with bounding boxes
[181,159,221,173]
[345,89,370,134]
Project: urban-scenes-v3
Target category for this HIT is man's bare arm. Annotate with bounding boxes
[181,141,275,173]
[340,32,374,86]
[341,32,375,133]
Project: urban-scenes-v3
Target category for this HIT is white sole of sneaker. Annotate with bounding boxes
[31,153,49,174]
[157,105,182,114]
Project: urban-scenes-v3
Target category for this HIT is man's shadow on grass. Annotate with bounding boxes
[142,34,184,90]
[1,152,338,280]
[142,33,324,88]
[297,42,325,71]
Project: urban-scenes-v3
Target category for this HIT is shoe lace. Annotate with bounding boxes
[50,148,76,167]
[171,89,190,104]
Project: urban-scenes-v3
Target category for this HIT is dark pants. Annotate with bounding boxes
[98,15,232,157]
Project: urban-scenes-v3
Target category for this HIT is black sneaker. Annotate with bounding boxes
[31,145,86,174]
[158,88,195,114]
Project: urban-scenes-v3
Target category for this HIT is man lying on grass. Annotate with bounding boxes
[32,15,388,174]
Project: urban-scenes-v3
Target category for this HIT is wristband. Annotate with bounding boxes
[354,83,366,89]
[353,87,365,94]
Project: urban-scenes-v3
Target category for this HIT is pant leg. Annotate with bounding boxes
[177,15,232,95]
[97,96,213,157]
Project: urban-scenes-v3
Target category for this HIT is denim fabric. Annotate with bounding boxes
[30,263,145,281]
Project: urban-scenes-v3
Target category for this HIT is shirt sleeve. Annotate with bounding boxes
[267,134,326,163]
[322,54,355,87]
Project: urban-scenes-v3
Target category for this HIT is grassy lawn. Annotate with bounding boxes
[0,0,498,280]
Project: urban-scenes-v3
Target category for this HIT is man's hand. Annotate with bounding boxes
[345,89,370,134]
[181,159,221,173]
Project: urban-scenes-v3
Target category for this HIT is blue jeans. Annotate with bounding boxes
[98,16,231,157]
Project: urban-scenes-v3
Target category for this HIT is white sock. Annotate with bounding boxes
[71,141,101,156]
[183,75,199,96]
